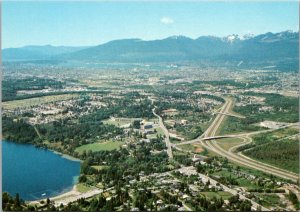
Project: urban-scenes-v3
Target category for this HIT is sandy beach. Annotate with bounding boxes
[27,185,79,205]
[51,150,82,162]
[28,184,103,208]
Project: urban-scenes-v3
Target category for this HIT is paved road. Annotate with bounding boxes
[214,112,245,119]
[200,98,299,182]
[170,166,268,211]
[176,122,298,147]
[203,138,299,182]
[175,97,299,182]
[152,108,173,159]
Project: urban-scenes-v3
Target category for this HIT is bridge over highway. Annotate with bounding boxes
[174,97,300,182]
[176,135,237,146]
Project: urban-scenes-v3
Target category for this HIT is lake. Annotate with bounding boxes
[2,141,81,201]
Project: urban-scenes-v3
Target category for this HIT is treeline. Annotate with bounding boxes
[175,124,203,140]
[2,192,35,211]
[62,190,131,211]
[200,94,225,103]
[2,115,122,147]
[192,80,274,90]
[288,191,300,209]
[244,138,299,173]
[188,193,251,211]
[3,90,108,102]
[222,93,299,134]
[155,89,189,99]
[39,121,122,144]
[79,139,170,186]
[220,116,262,135]
[236,93,299,122]
[155,101,195,114]
[3,77,65,101]
[115,99,154,119]
[2,116,40,143]
[99,98,154,119]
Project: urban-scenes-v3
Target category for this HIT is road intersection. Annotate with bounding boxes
[168,98,299,182]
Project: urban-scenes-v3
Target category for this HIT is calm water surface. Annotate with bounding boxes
[3,141,81,200]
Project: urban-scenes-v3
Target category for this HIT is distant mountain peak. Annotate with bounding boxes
[3,30,298,67]
[241,33,254,40]
[166,35,192,40]
[223,34,240,43]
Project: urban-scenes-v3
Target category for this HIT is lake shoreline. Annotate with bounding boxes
[50,149,83,163]
[3,140,83,163]
[3,141,82,202]
[27,185,80,205]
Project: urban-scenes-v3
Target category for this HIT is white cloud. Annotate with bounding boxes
[160,17,174,25]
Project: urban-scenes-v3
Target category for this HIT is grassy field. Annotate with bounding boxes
[76,183,94,193]
[75,141,123,153]
[147,126,164,139]
[103,119,131,127]
[218,116,263,135]
[200,191,232,200]
[212,170,260,190]
[3,94,79,110]
[102,118,143,127]
[179,144,197,152]
[256,194,281,208]
[216,137,244,151]
[268,127,298,138]
[91,165,109,171]
[155,127,164,136]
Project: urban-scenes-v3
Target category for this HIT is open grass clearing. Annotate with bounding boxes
[103,119,132,127]
[147,126,164,139]
[216,137,244,151]
[155,127,164,136]
[255,193,281,208]
[200,191,232,200]
[269,127,299,138]
[91,165,109,171]
[3,94,79,110]
[76,183,94,193]
[180,144,196,152]
[75,140,123,153]
[212,170,260,190]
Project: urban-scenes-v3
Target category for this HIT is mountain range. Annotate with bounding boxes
[3,31,298,68]
[3,45,89,61]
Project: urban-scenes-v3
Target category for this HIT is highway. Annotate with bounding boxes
[214,112,245,119]
[202,98,299,182]
[152,108,173,159]
[175,97,299,182]
[176,122,298,147]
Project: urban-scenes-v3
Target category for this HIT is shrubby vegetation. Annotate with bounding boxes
[288,191,300,209]
[3,78,65,101]
[79,138,170,186]
[236,93,299,123]
[2,116,40,143]
[220,93,299,134]
[244,138,299,173]
[2,192,36,211]
[220,116,263,135]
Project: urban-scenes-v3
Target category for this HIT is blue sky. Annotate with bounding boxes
[3,1,299,48]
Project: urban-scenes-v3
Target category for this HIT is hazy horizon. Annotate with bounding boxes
[3,1,298,49]
[3,29,298,49]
